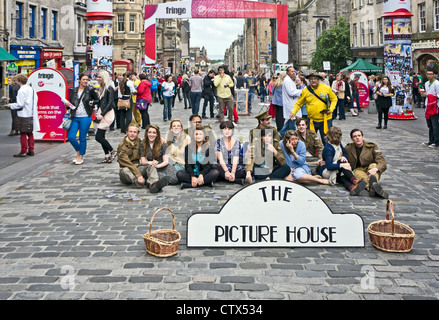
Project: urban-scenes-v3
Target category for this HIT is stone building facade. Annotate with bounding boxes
[287,0,351,71]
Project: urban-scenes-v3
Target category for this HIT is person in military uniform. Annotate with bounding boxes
[117,120,169,193]
[295,117,324,174]
[345,128,388,198]
[245,127,290,184]
[249,110,281,144]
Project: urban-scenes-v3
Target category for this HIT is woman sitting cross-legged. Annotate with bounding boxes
[280,130,331,185]
[142,124,178,186]
[177,126,219,189]
[318,126,367,195]
[245,128,291,184]
[212,121,246,185]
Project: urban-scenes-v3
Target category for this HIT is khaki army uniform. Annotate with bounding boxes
[345,141,387,189]
[245,138,286,175]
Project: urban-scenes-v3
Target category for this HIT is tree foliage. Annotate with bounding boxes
[310,17,353,72]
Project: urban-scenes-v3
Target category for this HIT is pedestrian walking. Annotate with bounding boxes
[117,73,132,134]
[421,69,439,148]
[202,70,215,119]
[7,76,20,136]
[65,73,99,165]
[7,74,40,157]
[182,74,191,109]
[214,65,234,122]
[136,73,152,129]
[162,75,175,122]
[189,69,203,114]
[331,73,346,120]
[95,70,117,163]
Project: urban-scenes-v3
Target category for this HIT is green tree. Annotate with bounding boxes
[310,17,353,72]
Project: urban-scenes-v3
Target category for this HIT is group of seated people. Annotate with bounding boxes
[116,111,389,199]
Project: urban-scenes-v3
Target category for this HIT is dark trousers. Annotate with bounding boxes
[377,106,390,126]
[254,164,291,181]
[10,109,18,131]
[119,105,133,134]
[176,169,219,186]
[140,107,150,129]
[274,104,284,131]
[212,164,246,182]
[427,114,439,145]
[183,91,190,109]
[95,128,113,155]
[332,99,346,120]
[202,94,215,118]
[337,167,356,191]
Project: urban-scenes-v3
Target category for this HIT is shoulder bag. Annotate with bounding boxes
[63,89,85,131]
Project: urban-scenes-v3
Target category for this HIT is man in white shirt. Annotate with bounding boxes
[7,74,40,157]
[280,66,302,137]
[421,69,439,148]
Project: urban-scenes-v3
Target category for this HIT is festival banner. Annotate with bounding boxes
[349,71,369,108]
[27,68,68,141]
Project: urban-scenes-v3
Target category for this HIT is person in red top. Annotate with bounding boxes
[157,75,165,103]
[136,73,152,129]
[177,74,183,102]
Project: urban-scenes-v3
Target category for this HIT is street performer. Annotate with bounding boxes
[117,120,169,193]
[345,128,388,198]
[289,73,337,143]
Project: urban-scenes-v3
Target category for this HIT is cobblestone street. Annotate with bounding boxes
[0,100,438,302]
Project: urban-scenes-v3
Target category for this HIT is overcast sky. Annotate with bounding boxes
[189,19,245,60]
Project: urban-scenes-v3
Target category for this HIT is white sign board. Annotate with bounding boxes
[323,61,331,71]
[187,181,364,248]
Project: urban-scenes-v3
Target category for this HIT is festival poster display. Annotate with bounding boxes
[382,0,415,119]
[349,71,369,108]
[144,0,288,64]
[27,67,68,141]
[87,20,113,78]
[187,180,364,248]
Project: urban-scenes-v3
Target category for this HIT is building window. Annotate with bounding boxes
[130,14,136,32]
[41,8,47,39]
[434,0,439,30]
[52,11,57,40]
[352,0,357,10]
[316,19,327,39]
[360,22,365,46]
[117,14,125,32]
[368,20,374,46]
[29,5,36,38]
[15,2,23,38]
[353,23,358,47]
[77,17,82,44]
[377,18,383,46]
[419,3,426,32]
[360,0,364,7]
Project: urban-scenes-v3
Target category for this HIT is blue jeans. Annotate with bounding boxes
[259,87,266,102]
[248,92,255,113]
[352,92,361,111]
[332,99,346,120]
[68,116,92,156]
[163,96,173,121]
[279,119,296,138]
[191,91,202,115]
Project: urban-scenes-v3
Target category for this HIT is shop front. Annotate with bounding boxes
[351,47,385,69]
[412,40,439,77]
[10,45,41,75]
[41,47,64,69]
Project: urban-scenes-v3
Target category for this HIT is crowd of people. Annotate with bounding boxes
[9,65,439,199]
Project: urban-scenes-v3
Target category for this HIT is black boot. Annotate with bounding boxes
[376,124,382,129]
[150,177,170,193]
[180,182,192,189]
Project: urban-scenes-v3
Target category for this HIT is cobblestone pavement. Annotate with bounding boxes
[0,98,438,301]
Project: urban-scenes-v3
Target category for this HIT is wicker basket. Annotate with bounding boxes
[368,200,415,253]
[143,208,181,257]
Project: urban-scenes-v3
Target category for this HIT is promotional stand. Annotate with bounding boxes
[383,0,416,120]
[27,67,68,142]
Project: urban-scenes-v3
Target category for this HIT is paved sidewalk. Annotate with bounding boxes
[0,99,438,301]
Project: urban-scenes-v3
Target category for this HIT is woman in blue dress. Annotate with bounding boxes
[280,130,331,185]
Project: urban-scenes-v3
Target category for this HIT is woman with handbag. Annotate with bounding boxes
[95,70,117,163]
[7,74,40,157]
[116,73,132,134]
[374,76,394,129]
[331,74,346,120]
[65,73,99,165]
[136,73,152,129]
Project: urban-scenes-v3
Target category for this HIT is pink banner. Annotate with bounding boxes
[191,0,276,19]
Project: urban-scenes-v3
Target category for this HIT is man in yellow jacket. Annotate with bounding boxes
[289,73,338,142]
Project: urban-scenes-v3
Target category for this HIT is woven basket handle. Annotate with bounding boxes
[149,207,176,233]
[385,200,395,235]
